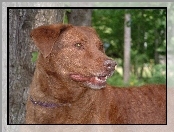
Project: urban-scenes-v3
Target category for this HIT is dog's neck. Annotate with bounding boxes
[30,64,89,104]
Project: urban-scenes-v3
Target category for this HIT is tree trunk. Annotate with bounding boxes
[154,29,159,64]
[9,9,64,124]
[9,8,92,124]
[123,13,131,85]
[67,9,92,26]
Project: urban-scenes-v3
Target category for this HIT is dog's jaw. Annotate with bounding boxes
[70,73,113,89]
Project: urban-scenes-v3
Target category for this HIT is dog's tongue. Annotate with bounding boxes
[70,74,89,82]
[70,74,107,85]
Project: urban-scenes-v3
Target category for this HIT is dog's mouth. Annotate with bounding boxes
[70,73,113,89]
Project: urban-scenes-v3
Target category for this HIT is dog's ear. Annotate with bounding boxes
[31,24,72,58]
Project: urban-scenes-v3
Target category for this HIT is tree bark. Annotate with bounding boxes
[9,9,64,124]
[154,29,159,64]
[123,13,131,85]
[67,9,92,26]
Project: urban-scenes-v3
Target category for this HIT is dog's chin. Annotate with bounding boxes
[70,72,113,90]
[84,81,106,89]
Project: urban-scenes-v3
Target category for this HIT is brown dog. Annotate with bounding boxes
[26,23,166,124]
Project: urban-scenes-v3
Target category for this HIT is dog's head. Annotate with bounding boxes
[31,23,117,89]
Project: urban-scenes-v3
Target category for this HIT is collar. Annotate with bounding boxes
[30,96,71,108]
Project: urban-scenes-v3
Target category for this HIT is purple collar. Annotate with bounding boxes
[30,96,71,108]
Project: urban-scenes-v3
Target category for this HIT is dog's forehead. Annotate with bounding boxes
[58,26,102,46]
[62,26,99,40]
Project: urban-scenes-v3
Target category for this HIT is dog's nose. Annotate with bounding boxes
[104,59,117,71]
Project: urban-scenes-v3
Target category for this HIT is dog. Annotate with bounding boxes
[26,23,166,124]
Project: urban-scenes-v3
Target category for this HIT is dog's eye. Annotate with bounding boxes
[74,43,84,49]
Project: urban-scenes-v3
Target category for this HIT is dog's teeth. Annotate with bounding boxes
[95,77,98,79]
[95,76,108,82]
[95,77,101,81]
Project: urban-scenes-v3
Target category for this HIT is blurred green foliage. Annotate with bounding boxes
[107,64,166,87]
[63,9,71,24]
[92,9,166,86]
[31,51,38,62]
